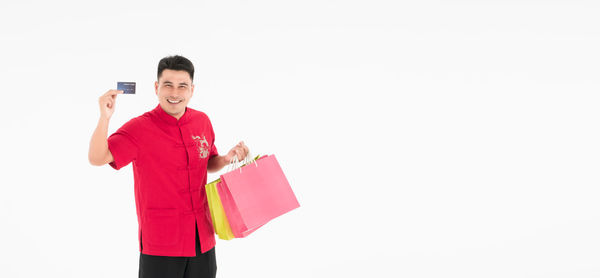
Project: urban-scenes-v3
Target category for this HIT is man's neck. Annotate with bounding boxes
[162,106,186,120]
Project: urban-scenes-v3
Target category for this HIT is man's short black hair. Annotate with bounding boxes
[157,55,195,81]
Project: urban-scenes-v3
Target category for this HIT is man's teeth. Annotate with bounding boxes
[167,99,182,104]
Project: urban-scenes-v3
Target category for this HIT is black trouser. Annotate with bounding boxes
[139,225,217,278]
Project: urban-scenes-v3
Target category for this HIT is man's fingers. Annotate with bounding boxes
[238,141,249,155]
[105,89,124,97]
[99,89,122,108]
[231,142,249,160]
[107,95,117,108]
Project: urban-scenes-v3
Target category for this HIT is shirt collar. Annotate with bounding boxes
[151,104,191,126]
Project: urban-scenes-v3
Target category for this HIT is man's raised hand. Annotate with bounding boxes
[98,89,123,119]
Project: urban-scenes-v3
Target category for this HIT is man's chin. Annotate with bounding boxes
[160,103,185,116]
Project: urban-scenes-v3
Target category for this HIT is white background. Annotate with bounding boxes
[1,0,599,277]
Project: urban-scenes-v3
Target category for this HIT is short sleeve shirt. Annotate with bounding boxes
[107,104,219,256]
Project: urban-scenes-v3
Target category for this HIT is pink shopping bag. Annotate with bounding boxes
[217,155,300,238]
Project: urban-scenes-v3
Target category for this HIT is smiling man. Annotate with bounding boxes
[88,55,248,278]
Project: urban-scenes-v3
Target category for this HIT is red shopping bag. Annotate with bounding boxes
[217,155,300,238]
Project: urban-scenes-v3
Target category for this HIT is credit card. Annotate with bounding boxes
[117,82,136,94]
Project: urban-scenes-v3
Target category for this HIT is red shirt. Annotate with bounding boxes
[107,104,218,256]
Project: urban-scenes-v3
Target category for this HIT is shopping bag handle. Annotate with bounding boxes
[243,152,259,168]
[226,153,260,174]
[227,155,241,173]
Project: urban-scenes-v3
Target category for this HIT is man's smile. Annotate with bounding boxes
[167,98,183,104]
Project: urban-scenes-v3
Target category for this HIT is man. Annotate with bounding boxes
[88,55,249,278]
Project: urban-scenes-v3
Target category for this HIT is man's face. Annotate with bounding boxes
[155,69,194,119]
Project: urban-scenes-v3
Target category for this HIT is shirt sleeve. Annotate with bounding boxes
[209,143,218,159]
[209,116,219,159]
[107,122,139,170]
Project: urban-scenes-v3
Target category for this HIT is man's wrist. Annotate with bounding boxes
[99,115,110,123]
[222,155,230,165]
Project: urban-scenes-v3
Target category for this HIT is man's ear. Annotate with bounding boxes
[154,81,159,95]
[191,84,195,96]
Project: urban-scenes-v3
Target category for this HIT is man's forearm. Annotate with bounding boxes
[88,116,113,166]
[207,155,229,173]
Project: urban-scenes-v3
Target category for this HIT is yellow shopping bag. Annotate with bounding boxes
[206,179,235,240]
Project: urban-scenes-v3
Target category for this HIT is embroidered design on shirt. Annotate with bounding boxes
[192,135,210,159]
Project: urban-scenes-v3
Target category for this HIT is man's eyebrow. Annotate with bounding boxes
[178,82,189,86]
[162,81,173,84]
